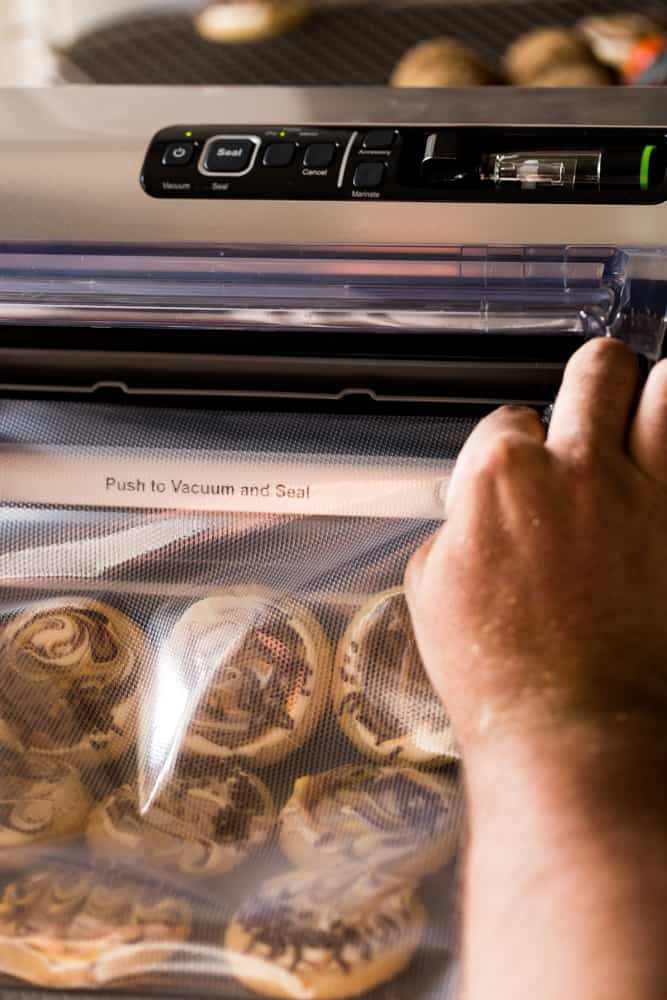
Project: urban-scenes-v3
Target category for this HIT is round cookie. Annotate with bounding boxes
[391,37,497,87]
[279,763,460,880]
[333,587,458,767]
[0,865,191,988]
[195,0,310,44]
[167,591,331,766]
[87,767,275,877]
[225,867,426,1000]
[528,62,613,87]
[504,27,595,84]
[0,753,92,869]
[0,598,147,767]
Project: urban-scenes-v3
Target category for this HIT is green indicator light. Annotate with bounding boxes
[279,130,286,137]
[640,144,656,191]
[185,130,193,137]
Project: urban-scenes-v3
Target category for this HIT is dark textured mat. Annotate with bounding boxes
[60,1,667,85]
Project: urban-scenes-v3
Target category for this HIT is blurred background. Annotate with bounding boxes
[1,0,667,88]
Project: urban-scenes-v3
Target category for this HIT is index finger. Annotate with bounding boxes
[445,404,546,517]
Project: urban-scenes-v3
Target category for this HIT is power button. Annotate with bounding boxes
[163,142,195,166]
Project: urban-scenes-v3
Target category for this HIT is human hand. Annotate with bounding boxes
[407,336,667,1000]
[406,337,667,756]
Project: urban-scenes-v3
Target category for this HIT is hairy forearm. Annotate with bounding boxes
[460,720,667,1000]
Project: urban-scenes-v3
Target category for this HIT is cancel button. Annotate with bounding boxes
[202,137,256,174]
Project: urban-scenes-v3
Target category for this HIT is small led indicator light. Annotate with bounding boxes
[185,130,193,138]
[640,145,656,191]
[279,130,287,137]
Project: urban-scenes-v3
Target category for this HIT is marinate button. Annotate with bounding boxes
[353,162,386,188]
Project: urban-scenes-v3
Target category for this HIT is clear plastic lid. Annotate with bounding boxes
[0,242,664,357]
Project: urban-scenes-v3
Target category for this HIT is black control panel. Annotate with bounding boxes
[142,125,667,204]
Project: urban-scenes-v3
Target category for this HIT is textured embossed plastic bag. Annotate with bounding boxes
[0,399,474,1000]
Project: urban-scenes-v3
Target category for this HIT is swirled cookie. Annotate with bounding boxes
[168,592,331,765]
[0,753,92,869]
[333,588,458,767]
[225,867,425,1000]
[87,767,275,877]
[0,598,147,766]
[280,764,460,880]
[0,866,191,988]
[195,1,310,44]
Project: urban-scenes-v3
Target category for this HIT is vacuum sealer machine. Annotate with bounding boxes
[0,86,664,1000]
[0,86,665,405]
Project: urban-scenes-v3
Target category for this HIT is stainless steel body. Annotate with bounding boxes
[1,86,667,247]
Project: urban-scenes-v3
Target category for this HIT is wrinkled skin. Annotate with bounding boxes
[405,338,667,1000]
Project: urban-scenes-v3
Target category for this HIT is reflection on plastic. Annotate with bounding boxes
[0,401,468,998]
[138,642,192,814]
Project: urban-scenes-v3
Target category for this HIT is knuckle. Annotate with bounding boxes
[567,459,623,507]
[488,404,543,432]
[479,433,540,476]
[563,438,599,470]
[564,438,628,478]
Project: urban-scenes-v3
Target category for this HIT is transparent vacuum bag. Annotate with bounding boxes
[0,401,477,1000]
[0,238,664,999]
